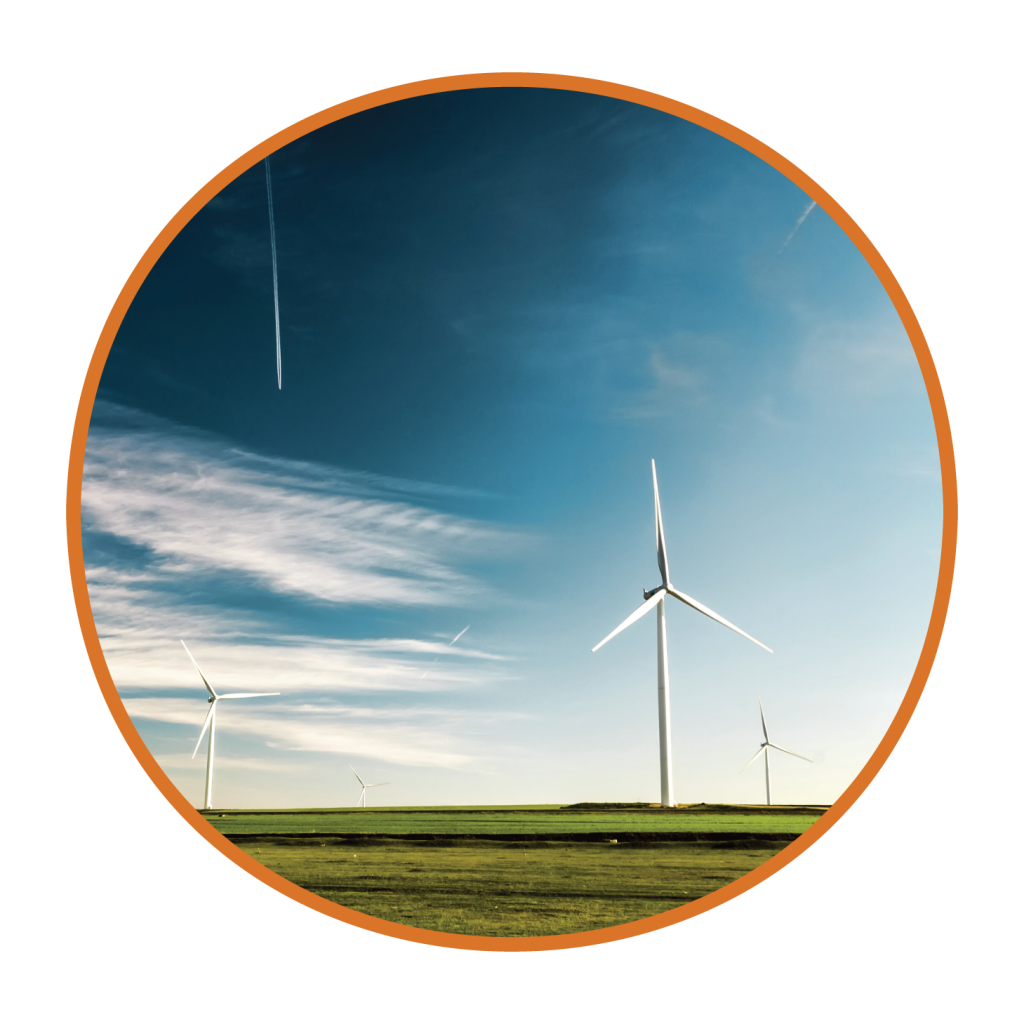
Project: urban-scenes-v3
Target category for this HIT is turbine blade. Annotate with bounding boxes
[768,742,813,763]
[181,640,218,698]
[450,625,470,645]
[740,747,766,773]
[592,590,664,652]
[665,587,773,652]
[367,782,390,788]
[217,692,281,699]
[192,703,215,759]
[758,696,769,742]
[350,766,365,786]
[652,460,670,588]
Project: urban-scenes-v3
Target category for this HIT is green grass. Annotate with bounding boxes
[204,804,825,838]
[232,837,795,936]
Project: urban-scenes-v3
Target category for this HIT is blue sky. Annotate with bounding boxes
[82,87,942,808]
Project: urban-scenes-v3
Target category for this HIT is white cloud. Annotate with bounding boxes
[613,332,711,418]
[82,403,528,608]
[81,405,523,766]
[155,752,297,773]
[102,630,508,695]
[792,318,918,400]
[124,697,523,769]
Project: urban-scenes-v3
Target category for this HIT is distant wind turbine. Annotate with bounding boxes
[420,624,470,681]
[741,697,812,805]
[181,640,279,810]
[265,156,282,389]
[350,766,389,807]
[592,460,772,807]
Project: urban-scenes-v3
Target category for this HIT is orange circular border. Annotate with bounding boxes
[66,72,957,952]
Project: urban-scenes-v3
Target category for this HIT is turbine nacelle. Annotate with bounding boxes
[593,460,772,655]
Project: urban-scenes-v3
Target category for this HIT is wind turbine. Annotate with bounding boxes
[592,460,772,807]
[741,697,812,806]
[350,766,389,808]
[181,640,280,811]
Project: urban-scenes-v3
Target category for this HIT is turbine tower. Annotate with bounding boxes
[350,766,389,807]
[741,697,812,805]
[592,460,772,807]
[181,640,279,811]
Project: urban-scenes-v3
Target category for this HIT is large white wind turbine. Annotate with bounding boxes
[741,697,812,806]
[350,766,389,808]
[182,640,280,811]
[592,460,772,807]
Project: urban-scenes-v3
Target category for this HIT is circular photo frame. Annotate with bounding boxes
[70,74,950,950]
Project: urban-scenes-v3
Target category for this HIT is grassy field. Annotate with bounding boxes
[230,837,796,936]
[208,804,826,937]
[204,803,825,838]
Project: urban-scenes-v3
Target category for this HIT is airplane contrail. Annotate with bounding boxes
[265,157,282,390]
[778,199,817,253]
[420,625,470,681]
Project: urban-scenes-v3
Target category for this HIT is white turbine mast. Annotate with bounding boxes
[181,640,279,811]
[350,765,390,808]
[592,460,772,807]
[740,697,812,805]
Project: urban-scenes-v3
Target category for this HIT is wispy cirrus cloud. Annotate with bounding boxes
[83,402,528,608]
[792,319,918,401]
[613,332,711,419]
[82,404,523,769]
[124,698,522,769]
[104,629,508,696]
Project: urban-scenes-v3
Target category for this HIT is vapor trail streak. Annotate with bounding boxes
[778,199,817,253]
[421,625,470,681]
[265,157,282,389]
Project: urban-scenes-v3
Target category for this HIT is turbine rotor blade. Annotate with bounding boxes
[592,589,665,652]
[768,742,813,763]
[192,703,215,759]
[758,696,769,742]
[181,639,218,698]
[366,782,390,788]
[217,692,281,699]
[350,766,365,786]
[652,460,670,588]
[740,747,766,773]
[450,625,470,645]
[665,587,773,653]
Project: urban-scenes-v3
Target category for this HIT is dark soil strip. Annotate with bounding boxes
[306,883,703,901]
[224,832,800,847]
